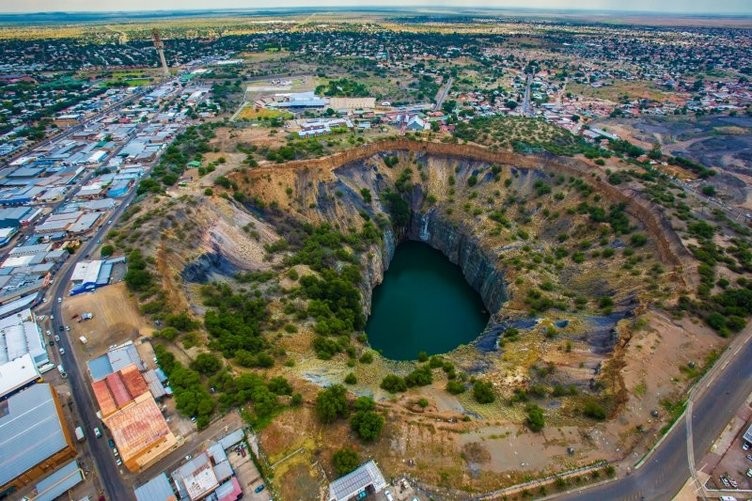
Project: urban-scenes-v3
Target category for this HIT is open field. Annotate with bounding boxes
[61,282,155,357]
[234,105,292,122]
[568,80,678,103]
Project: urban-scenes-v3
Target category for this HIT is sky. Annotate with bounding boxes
[3,0,751,14]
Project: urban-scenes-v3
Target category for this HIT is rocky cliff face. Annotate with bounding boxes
[357,205,507,322]
[407,210,507,316]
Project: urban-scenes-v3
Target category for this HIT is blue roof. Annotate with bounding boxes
[87,355,113,380]
[34,460,83,501]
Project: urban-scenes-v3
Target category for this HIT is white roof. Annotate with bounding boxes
[0,353,39,398]
[0,309,47,366]
[71,260,102,285]
[2,255,34,268]
[328,460,387,501]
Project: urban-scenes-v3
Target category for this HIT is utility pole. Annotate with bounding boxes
[151,29,169,78]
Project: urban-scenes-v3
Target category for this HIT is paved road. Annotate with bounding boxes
[433,77,454,112]
[42,187,141,501]
[557,337,752,500]
[522,74,533,117]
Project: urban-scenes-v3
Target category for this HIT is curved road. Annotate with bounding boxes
[40,188,140,501]
[558,337,752,500]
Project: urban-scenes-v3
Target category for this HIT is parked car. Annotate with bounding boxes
[743,441,750,451]
[54,335,60,342]
[254,484,265,493]
[58,347,65,355]
[94,427,102,438]
[108,439,116,448]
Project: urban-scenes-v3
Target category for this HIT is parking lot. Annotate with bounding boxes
[703,396,752,491]
[227,441,269,501]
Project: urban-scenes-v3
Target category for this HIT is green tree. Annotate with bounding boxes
[525,404,545,432]
[190,353,222,376]
[100,244,115,258]
[350,397,384,442]
[315,384,349,423]
[473,381,496,404]
[332,447,360,476]
[380,374,407,393]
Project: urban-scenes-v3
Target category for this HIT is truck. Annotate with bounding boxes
[79,336,88,344]
[80,312,93,321]
[57,364,67,378]
[74,426,85,442]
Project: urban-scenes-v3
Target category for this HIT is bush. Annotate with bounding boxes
[582,400,607,420]
[405,365,433,387]
[344,373,357,385]
[446,380,466,395]
[268,376,293,395]
[473,381,496,404]
[315,384,349,423]
[525,404,545,432]
[380,374,407,393]
[359,351,374,364]
[190,353,222,376]
[100,244,115,258]
[332,447,360,476]
[350,397,384,442]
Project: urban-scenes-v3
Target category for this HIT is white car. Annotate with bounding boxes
[58,347,65,355]
[743,441,750,451]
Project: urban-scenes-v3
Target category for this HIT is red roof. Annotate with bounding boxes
[106,372,132,408]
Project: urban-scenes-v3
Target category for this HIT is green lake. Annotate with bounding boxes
[366,241,489,360]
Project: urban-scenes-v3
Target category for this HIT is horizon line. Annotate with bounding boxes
[1,6,751,17]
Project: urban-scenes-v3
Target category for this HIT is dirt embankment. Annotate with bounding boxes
[237,139,692,280]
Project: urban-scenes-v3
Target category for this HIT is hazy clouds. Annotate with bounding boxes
[5,0,752,14]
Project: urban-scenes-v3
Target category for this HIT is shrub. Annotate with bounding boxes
[359,351,374,364]
[190,353,222,376]
[525,404,545,432]
[582,400,607,420]
[417,398,429,408]
[473,381,496,404]
[332,447,360,476]
[268,376,293,395]
[344,373,357,385]
[405,365,433,387]
[100,244,115,258]
[380,374,407,393]
[350,397,384,442]
[446,380,466,395]
[315,384,349,423]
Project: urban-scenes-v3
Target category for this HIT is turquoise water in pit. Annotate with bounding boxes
[365,241,489,360]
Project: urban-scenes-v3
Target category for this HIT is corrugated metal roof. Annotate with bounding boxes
[92,379,118,417]
[328,460,387,501]
[217,429,244,450]
[120,365,148,399]
[0,384,68,486]
[106,372,131,408]
[108,342,145,372]
[212,460,233,483]
[143,369,167,399]
[134,472,176,501]
[215,477,242,501]
[207,442,227,465]
[33,459,83,501]
[88,355,113,380]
